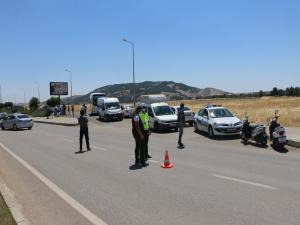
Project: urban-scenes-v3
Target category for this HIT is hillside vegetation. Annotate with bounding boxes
[169,97,300,127]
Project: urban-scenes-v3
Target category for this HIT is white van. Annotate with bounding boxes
[139,95,178,131]
[97,97,124,121]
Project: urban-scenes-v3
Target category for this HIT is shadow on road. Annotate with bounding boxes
[194,130,240,141]
[271,144,289,154]
[240,140,269,149]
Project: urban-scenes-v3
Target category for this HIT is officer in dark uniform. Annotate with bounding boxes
[132,106,148,167]
[177,103,185,148]
[78,110,90,153]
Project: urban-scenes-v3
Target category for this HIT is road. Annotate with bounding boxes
[0,118,300,225]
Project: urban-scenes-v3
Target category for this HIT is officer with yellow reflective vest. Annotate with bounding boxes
[139,106,152,160]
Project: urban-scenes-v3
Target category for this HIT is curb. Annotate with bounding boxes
[33,120,78,127]
[0,176,30,225]
[287,139,300,149]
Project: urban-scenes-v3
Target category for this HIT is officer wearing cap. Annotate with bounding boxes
[139,105,152,160]
[132,106,148,166]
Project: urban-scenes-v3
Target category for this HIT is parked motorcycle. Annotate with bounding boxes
[241,113,268,146]
[269,111,287,150]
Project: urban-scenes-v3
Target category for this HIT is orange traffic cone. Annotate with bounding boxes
[161,150,173,168]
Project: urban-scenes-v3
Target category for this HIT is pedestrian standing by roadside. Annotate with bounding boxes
[177,103,185,148]
[139,105,152,160]
[71,104,74,117]
[132,106,148,167]
[77,110,91,153]
[67,105,70,116]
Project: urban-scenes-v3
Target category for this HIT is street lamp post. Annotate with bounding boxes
[65,69,73,102]
[34,81,40,102]
[122,38,136,107]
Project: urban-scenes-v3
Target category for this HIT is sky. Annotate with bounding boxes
[0,0,299,103]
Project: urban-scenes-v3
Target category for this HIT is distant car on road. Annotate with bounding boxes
[122,105,134,118]
[0,112,8,126]
[0,112,8,120]
[1,113,33,130]
[170,106,194,126]
[193,105,242,138]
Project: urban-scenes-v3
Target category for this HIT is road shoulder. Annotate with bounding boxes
[0,144,93,225]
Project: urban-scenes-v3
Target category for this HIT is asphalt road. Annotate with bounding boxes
[0,118,300,225]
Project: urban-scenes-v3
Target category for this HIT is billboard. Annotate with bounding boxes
[50,82,68,95]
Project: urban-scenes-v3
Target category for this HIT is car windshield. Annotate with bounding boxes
[209,108,233,118]
[153,106,174,116]
[105,102,120,110]
[17,115,29,119]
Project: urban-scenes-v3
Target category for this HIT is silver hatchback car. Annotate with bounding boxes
[1,113,33,130]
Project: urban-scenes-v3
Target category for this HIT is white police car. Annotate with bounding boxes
[193,105,242,138]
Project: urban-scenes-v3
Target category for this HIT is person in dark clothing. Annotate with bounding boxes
[67,105,70,116]
[132,106,148,167]
[71,105,74,117]
[177,103,185,148]
[78,110,90,153]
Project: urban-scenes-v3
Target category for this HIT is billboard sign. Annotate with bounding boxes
[50,82,68,95]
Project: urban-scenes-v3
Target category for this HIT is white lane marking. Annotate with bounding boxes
[212,174,278,190]
[0,142,108,225]
[63,138,74,142]
[148,159,160,164]
[90,145,108,151]
[62,138,107,151]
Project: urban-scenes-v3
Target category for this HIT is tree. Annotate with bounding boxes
[4,102,13,109]
[258,90,264,97]
[295,87,300,96]
[278,89,285,96]
[0,103,4,109]
[29,97,39,110]
[46,97,60,107]
[270,87,279,96]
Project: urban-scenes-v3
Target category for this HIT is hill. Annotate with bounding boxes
[62,81,229,104]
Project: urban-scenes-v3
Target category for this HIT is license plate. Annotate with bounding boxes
[278,137,286,143]
[227,128,236,131]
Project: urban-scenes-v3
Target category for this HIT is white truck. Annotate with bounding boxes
[139,94,178,132]
[97,97,124,121]
[90,92,106,115]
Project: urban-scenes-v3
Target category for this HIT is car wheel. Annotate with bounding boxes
[208,126,215,138]
[189,121,193,126]
[13,124,17,131]
[193,121,199,133]
[1,124,4,130]
[104,114,108,122]
[28,127,32,130]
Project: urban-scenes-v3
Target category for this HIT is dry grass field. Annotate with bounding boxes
[169,97,300,127]
[72,97,300,127]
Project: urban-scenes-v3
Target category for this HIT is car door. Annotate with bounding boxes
[195,109,204,131]
[202,109,210,133]
[148,107,155,129]
[6,115,15,129]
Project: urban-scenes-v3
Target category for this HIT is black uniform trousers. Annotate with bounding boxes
[144,130,150,157]
[133,131,145,163]
[80,128,90,150]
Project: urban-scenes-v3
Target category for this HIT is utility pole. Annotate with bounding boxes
[122,38,136,106]
[0,85,2,103]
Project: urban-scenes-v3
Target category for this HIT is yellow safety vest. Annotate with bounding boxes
[139,112,150,130]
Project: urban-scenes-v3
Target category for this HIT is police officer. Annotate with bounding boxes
[139,106,152,160]
[78,110,90,153]
[132,106,148,167]
[177,103,185,148]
